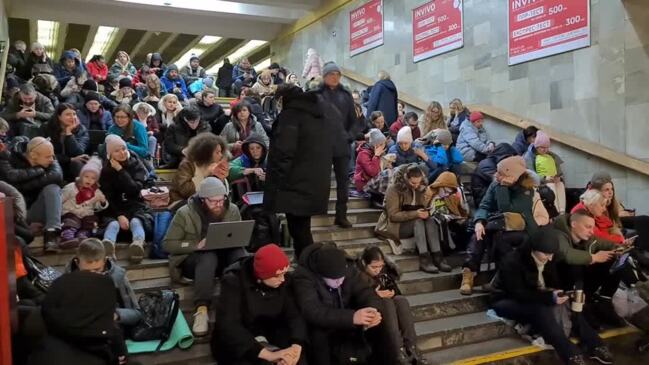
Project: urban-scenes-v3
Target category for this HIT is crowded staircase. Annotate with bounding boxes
[23,95,643,365]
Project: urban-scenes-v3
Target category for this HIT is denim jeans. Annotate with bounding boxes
[103,217,145,242]
[147,135,157,160]
[27,184,62,230]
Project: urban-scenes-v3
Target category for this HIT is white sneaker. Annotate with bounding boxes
[192,306,209,336]
[387,238,402,256]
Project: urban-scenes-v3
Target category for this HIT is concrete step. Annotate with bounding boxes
[51,258,169,282]
[131,342,213,365]
[30,241,152,264]
[311,208,382,227]
[415,312,515,352]
[327,196,370,210]
[398,265,494,296]
[423,337,529,364]
[407,289,490,322]
[311,222,376,242]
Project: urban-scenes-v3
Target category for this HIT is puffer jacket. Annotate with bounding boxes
[553,214,616,265]
[375,165,428,242]
[571,202,624,244]
[54,50,83,86]
[61,182,108,218]
[353,142,381,192]
[77,106,113,131]
[523,145,564,180]
[512,130,530,156]
[99,154,152,223]
[424,171,468,218]
[65,258,142,326]
[180,64,206,87]
[220,115,269,156]
[471,143,517,205]
[163,116,211,166]
[457,120,493,162]
[0,139,63,206]
[228,134,268,182]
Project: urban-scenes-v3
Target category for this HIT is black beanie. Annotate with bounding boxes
[529,228,560,255]
[84,91,101,104]
[314,246,347,279]
[42,271,118,340]
[119,77,132,89]
[82,79,98,92]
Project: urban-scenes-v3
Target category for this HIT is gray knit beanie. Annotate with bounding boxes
[322,61,341,77]
[368,128,386,147]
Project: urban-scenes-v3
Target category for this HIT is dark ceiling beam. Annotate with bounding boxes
[107,28,146,62]
[160,34,200,65]
[130,32,173,66]
[167,35,202,66]
[63,23,91,54]
[8,18,32,46]
[129,31,154,65]
[247,44,271,65]
[80,25,98,61]
[103,29,127,65]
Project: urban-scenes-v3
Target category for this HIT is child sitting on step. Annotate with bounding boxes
[523,131,566,214]
[60,157,108,248]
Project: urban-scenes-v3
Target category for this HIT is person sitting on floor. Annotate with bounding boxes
[293,242,394,365]
[0,136,63,252]
[571,189,626,245]
[470,143,517,207]
[228,134,268,193]
[161,64,189,102]
[353,128,387,193]
[424,172,470,255]
[387,126,435,170]
[457,111,495,163]
[65,238,142,328]
[447,98,470,143]
[512,126,538,156]
[163,177,246,337]
[212,244,307,365]
[490,228,614,365]
[390,112,421,141]
[524,131,566,214]
[375,164,451,273]
[60,157,108,247]
[460,156,537,296]
[357,246,428,364]
[424,129,464,182]
[163,106,211,169]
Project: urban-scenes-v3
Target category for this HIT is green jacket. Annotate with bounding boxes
[474,178,538,234]
[163,197,241,282]
[553,214,616,265]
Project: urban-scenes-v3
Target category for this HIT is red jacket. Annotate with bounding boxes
[571,202,624,244]
[389,119,421,140]
[86,61,108,82]
[354,143,381,192]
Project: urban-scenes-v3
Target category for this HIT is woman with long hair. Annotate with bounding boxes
[107,104,149,160]
[220,101,269,158]
[40,103,89,181]
[419,101,446,140]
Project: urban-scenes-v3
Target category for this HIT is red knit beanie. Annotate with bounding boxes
[469,111,484,123]
[254,244,289,280]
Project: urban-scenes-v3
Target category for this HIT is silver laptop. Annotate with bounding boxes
[201,220,255,251]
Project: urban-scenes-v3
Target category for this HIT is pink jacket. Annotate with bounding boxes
[302,53,323,80]
[354,143,381,192]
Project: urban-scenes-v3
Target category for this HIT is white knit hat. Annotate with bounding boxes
[397,126,413,144]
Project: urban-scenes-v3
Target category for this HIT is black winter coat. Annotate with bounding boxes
[365,79,398,126]
[217,63,234,89]
[163,118,211,166]
[263,90,332,216]
[99,155,152,227]
[212,257,308,364]
[316,84,356,158]
[490,241,561,305]
[40,122,90,165]
[194,100,226,134]
[293,243,382,331]
[0,140,63,206]
[471,143,517,205]
[27,335,110,365]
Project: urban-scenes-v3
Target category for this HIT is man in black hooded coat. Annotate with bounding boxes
[470,143,517,205]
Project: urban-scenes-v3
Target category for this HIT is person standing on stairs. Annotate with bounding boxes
[375,164,452,273]
[315,61,356,228]
[163,177,247,337]
[264,85,332,260]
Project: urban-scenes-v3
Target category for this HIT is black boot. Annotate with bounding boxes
[431,252,452,272]
[396,347,411,365]
[407,345,429,365]
[592,294,626,327]
[334,214,352,228]
[44,228,61,254]
[419,254,439,274]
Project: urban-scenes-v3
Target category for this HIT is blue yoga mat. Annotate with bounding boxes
[126,311,194,354]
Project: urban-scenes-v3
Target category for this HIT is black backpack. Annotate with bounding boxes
[130,289,180,350]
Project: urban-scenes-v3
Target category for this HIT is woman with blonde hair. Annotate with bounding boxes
[419,101,446,140]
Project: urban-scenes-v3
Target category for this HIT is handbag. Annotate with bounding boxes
[331,330,372,365]
[486,212,526,232]
[23,256,62,293]
[141,186,170,209]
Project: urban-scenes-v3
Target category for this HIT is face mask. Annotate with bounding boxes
[323,277,345,289]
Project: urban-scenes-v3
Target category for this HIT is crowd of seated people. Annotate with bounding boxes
[3,41,649,365]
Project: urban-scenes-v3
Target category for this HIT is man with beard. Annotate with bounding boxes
[163,177,246,337]
[1,83,54,137]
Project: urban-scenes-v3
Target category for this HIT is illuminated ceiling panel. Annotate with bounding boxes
[173,35,222,67]
[205,40,267,74]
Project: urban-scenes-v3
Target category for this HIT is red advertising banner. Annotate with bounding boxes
[349,0,384,57]
[412,0,464,63]
[508,0,590,65]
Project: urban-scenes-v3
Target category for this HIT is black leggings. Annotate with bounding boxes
[285,213,313,261]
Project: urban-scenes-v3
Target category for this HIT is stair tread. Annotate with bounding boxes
[423,337,529,362]
[319,208,382,216]
[131,342,212,365]
[400,263,491,282]
[406,289,488,307]
[415,311,503,336]
[311,222,376,231]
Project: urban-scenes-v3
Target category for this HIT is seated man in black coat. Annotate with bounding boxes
[293,242,396,365]
[212,244,307,365]
[470,143,517,206]
[192,89,227,135]
[490,228,613,365]
[0,137,63,252]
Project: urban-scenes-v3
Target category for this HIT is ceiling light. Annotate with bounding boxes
[173,35,222,67]
[86,26,119,62]
[37,20,60,57]
[206,40,267,74]
[254,58,271,72]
